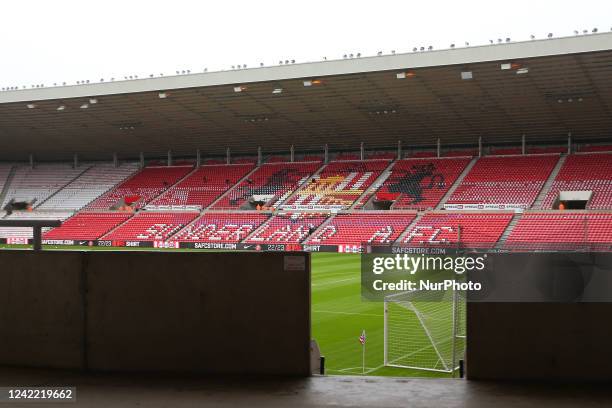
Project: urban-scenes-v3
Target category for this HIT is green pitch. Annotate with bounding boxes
[312,252,455,378]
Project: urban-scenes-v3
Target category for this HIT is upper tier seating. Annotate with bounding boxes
[43,212,132,240]
[214,162,322,209]
[85,166,193,210]
[399,212,513,248]
[306,213,416,246]
[446,155,559,208]
[1,164,84,209]
[505,212,612,251]
[282,160,389,210]
[0,211,73,239]
[245,212,327,244]
[540,153,612,210]
[147,164,254,210]
[171,213,269,243]
[101,211,198,241]
[37,163,139,211]
[360,158,471,210]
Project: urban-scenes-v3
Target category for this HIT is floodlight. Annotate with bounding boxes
[516,68,529,75]
[272,88,283,94]
[234,86,246,93]
[80,104,89,109]
[460,71,473,80]
[26,104,36,109]
[89,98,98,104]
[57,105,65,111]
[158,92,168,99]
[303,80,312,87]
[501,63,511,70]
[396,72,406,79]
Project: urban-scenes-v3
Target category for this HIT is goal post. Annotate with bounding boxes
[383,286,466,374]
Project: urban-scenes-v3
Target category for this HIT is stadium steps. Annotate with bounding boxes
[532,154,567,209]
[349,160,396,210]
[275,161,328,207]
[140,165,200,209]
[0,165,16,210]
[95,212,135,240]
[304,212,339,243]
[435,156,479,210]
[495,212,523,248]
[239,211,278,243]
[205,165,261,210]
[34,165,92,209]
[164,211,208,242]
[394,212,425,243]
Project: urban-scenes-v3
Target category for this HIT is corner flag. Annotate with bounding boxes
[359,330,366,345]
[359,329,366,374]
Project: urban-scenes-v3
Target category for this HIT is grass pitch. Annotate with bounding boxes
[312,252,457,378]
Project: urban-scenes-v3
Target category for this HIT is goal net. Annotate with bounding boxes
[383,287,466,374]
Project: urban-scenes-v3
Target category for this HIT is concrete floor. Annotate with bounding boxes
[1,367,611,408]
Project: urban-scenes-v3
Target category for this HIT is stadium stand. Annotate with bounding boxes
[85,165,194,210]
[540,153,612,209]
[359,158,471,210]
[245,212,327,244]
[147,164,255,210]
[37,163,139,211]
[43,212,132,240]
[170,212,269,243]
[399,212,513,248]
[505,211,612,250]
[306,213,416,246]
[101,211,199,241]
[0,211,73,240]
[0,164,84,209]
[213,161,322,209]
[282,160,390,210]
[446,155,559,209]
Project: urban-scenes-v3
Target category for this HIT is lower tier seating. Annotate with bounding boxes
[43,212,132,240]
[171,213,270,243]
[101,211,199,241]
[505,212,612,251]
[306,213,416,245]
[399,212,513,248]
[245,212,327,244]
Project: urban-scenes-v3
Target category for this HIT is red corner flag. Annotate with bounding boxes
[359,330,366,345]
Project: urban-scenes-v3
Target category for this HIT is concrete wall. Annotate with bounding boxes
[467,303,612,381]
[0,251,310,376]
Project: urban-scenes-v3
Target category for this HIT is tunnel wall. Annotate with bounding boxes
[467,302,612,380]
[0,251,310,376]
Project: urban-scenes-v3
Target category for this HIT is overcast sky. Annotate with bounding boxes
[1,0,611,87]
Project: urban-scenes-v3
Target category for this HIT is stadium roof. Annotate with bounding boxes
[1,33,611,161]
